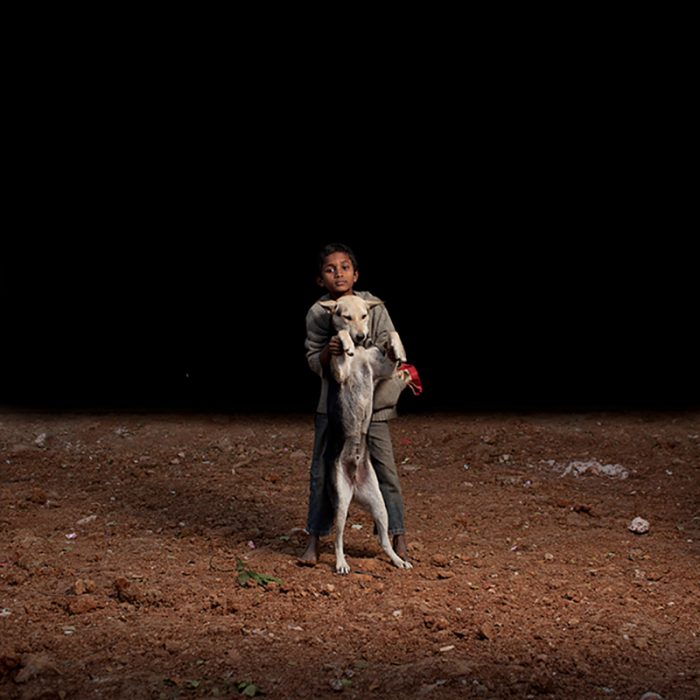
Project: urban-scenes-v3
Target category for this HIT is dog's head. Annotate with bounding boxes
[318,296,383,346]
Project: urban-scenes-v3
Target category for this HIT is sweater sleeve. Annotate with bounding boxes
[369,301,397,350]
[305,302,332,378]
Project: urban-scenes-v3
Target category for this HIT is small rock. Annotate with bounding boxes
[0,652,21,673]
[27,487,48,504]
[431,554,450,567]
[544,553,555,561]
[113,577,138,603]
[476,622,495,640]
[639,693,663,700]
[71,579,96,595]
[68,596,99,615]
[34,432,49,448]
[15,653,60,683]
[424,615,450,631]
[629,517,650,534]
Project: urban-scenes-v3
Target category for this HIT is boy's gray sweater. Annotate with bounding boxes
[305,290,404,421]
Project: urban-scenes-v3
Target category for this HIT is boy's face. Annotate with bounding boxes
[318,252,358,298]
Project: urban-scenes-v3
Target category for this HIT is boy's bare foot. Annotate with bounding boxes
[393,534,408,560]
[298,535,320,566]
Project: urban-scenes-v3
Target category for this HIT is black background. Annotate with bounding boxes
[4,49,695,414]
[5,219,696,414]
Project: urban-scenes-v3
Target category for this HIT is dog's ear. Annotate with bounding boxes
[318,300,338,314]
[365,299,384,309]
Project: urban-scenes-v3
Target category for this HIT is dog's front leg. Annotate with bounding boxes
[331,329,354,384]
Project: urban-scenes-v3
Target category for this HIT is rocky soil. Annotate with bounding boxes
[1,410,699,698]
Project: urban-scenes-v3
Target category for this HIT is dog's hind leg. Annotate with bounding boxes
[334,462,354,575]
[356,458,412,570]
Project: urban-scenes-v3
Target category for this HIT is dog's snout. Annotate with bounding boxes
[355,333,366,343]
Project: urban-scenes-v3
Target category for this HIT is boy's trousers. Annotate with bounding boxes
[305,413,406,537]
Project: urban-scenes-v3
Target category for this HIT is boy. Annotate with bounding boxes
[300,242,410,566]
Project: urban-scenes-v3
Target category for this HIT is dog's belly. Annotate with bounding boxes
[337,355,374,437]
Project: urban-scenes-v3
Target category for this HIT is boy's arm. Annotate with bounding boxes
[305,303,332,377]
[369,303,398,354]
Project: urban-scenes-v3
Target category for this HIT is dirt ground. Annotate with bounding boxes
[1,409,698,699]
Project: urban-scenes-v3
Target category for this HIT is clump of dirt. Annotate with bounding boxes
[1,409,699,698]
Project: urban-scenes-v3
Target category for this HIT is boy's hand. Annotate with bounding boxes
[386,331,407,363]
[320,336,344,366]
[328,336,344,356]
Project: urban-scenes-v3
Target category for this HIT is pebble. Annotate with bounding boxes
[68,596,99,615]
[27,488,48,504]
[476,622,495,640]
[71,579,96,595]
[431,554,449,567]
[639,693,663,700]
[629,517,650,534]
[15,653,59,683]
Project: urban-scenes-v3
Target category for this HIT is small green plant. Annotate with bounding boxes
[237,680,264,696]
[235,559,282,588]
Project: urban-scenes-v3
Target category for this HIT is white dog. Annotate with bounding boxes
[319,295,413,574]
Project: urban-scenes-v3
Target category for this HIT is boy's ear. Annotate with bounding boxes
[318,300,338,313]
[365,299,384,309]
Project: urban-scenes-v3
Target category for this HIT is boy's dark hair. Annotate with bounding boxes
[318,242,358,273]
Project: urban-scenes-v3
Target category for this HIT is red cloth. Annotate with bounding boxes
[399,363,423,396]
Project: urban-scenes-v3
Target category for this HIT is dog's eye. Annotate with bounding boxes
[361,314,367,320]
[343,315,352,320]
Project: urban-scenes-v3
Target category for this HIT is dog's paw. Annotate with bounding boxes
[335,563,351,575]
[398,559,413,570]
[387,332,407,363]
[337,330,355,356]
